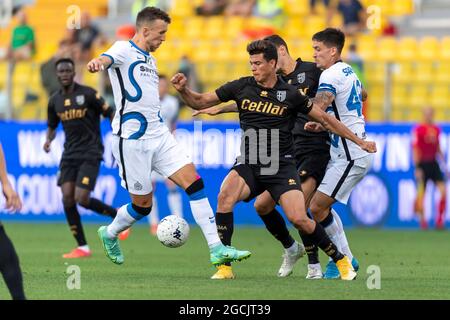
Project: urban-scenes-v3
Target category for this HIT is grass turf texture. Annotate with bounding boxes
[1,223,449,300]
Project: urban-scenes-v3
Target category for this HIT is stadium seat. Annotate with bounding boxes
[392,62,413,84]
[407,85,429,109]
[397,37,418,61]
[203,17,225,40]
[414,62,434,84]
[435,62,450,84]
[376,37,397,62]
[283,0,309,17]
[439,36,450,60]
[365,62,386,83]
[430,85,449,109]
[418,36,439,61]
[356,36,377,61]
[391,84,408,109]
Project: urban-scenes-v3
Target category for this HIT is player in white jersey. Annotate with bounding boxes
[304,28,375,278]
[148,74,184,235]
[86,6,251,267]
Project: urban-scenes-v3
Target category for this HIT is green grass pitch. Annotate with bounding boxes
[1,223,449,300]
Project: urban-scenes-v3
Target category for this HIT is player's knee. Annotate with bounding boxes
[217,190,236,211]
[62,195,76,208]
[75,193,91,208]
[309,201,325,221]
[291,216,312,232]
[254,200,272,216]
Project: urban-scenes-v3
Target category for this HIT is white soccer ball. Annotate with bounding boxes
[156,215,190,248]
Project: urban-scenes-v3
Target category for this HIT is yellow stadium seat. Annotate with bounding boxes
[391,84,408,108]
[283,18,307,40]
[203,17,225,40]
[414,62,434,84]
[224,17,245,40]
[391,62,413,84]
[183,17,205,39]
[430,85,449,109]
[213,41,234,62]
[304,16,326,39]
[397,37,418,61]
[418,36,439,61]
[391,0,414,15]
[190,41,213,63]
[408,85,429,109]
[435,62,450,84]
[365,62,386,83]
[283,0,309,17]
[376,37,397,62]
[356,37,377,61]
[439,36,450,60]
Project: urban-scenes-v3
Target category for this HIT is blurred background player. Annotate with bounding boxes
[147,74,183,235]
[0,142,26,300]
[412,106,447,230]
[43,58,121,259]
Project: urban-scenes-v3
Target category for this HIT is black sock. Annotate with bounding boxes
[64,205,87,247]
[260,209,295,249]
[298,230,320,264]
[216,212,233,266]
[0,224,26,300]
[85,198,117,218]
[319,210,334,228]
[301,222,344,262]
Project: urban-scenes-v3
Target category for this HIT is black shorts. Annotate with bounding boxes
[295,151,330,184]
[418,160,444,184]
[57,159,100,191]
[231,161,301,203]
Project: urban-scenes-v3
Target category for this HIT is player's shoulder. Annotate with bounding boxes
[75,83,97,96]
[297,59,320,72]
[48,90,61,103]
[110,40,130,49]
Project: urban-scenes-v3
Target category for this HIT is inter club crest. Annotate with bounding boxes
[297,72,306,83]
[76,95,85,105]
[276,90,286,102]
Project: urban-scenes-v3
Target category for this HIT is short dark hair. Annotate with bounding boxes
[247,40,278,64]
[136,6,171,29]
[55,58,75,69]
[312,28,345,54]
[264,34,289,53]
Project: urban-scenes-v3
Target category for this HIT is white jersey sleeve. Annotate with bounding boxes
[318,62,368,161]
[101,41,128,68]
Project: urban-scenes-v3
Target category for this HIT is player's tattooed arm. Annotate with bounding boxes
[192,103,238,117]
[310,91,335,111]
[171,73,221,110]
[308,104,377,153]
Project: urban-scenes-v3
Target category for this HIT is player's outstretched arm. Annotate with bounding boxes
[87,55,112,73]
[308,104,377,153]
[192,103,238,117]
[171,73,221,110]
[0,143,22,212]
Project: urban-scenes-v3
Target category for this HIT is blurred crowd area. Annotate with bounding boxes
[0,0,449,122]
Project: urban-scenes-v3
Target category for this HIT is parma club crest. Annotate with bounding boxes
[76,95,85,105]
[276,90,286,102]
[297,72,306,84]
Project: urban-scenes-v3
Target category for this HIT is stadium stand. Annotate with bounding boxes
[0,0,449,122]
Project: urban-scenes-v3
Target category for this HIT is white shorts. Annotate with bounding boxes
[317,154,374,204]
[112,131,191,195]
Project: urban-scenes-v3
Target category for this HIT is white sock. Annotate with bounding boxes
[148,197,159,226]
[286,241,299,255]
[168,189,183,218]
[189,197,221,248]
[106,204,137,238]
[331,208,353,260]
[78,245,90,252]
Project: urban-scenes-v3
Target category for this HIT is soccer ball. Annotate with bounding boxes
[156,215,190,248]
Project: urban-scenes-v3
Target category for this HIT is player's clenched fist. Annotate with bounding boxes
[171,73,187,91]
[361,141,377,153]
[87,58,105,73]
